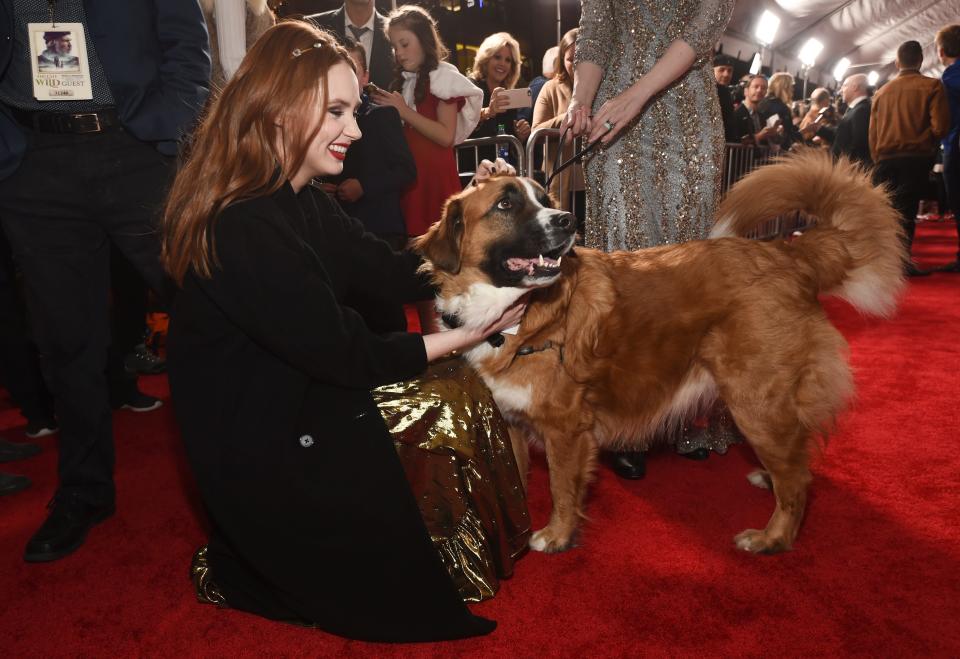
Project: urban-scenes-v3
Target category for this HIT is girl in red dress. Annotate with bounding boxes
[371,5,482,238]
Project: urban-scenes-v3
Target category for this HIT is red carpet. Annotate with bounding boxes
[2,222,959,657]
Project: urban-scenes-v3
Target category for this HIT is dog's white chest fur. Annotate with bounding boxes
[437,283,533,414]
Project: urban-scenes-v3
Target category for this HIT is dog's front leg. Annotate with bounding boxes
[530,428,597,553]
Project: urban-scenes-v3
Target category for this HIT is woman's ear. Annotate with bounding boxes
[413,197,464,274]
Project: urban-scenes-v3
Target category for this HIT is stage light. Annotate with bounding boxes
[755,10,780,46]
[867,70,879,86]
[833,58,850,81]
[798,38,824,68]
[750,52,762,74]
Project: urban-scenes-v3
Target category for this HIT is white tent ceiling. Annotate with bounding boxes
[718,0,960,87]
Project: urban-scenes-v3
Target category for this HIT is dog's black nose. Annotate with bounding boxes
[551,212,574,230]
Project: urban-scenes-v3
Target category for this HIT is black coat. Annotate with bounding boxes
[717,84,739,143]
[730,103,761,143]
[330,98,415,237]
[306,6,395,89]
[167,183,493,642]
[818,98,872,166]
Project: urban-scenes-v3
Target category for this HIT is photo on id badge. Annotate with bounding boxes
[29,22,93,100]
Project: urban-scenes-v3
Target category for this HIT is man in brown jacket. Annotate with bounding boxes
[870,40,952,275]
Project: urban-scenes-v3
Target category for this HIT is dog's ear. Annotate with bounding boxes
[413,197,465,274]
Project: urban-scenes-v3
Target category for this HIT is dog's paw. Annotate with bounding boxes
[746,470,772,489]
[529,527,574,553]
[734,529,790,554]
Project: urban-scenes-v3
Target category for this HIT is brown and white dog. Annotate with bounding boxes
[414,150,905,555]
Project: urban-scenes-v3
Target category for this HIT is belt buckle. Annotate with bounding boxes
[69,112,102,133]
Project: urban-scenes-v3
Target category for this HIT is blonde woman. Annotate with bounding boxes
[532,28,584,218]
[467,32,531,159]
[760,71,802,150]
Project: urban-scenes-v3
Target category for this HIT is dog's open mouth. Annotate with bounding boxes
[504,245,567,278]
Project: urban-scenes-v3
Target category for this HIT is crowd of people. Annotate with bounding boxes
[0,0,959,645]
[713,31,960,275]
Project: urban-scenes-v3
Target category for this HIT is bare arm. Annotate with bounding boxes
[372,89,458,148]
[588,40,696,144]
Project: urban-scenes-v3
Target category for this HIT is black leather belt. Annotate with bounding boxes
[11,108,120,134]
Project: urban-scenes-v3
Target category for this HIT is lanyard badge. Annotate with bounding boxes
[27,1,93,101]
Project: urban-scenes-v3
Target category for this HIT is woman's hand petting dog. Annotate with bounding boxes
[474,158,516,185]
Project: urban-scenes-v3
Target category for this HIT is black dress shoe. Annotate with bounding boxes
[24,494,115,562]
[0,471,31,496]
[611,451,646,479]
[0,438,41,463]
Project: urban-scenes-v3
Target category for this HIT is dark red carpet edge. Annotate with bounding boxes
[2,222,958,658]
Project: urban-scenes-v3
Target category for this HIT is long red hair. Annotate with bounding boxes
[162,21,353,286]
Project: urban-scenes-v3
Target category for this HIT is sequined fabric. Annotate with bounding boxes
[191,546,227,607]
[675,403,744,454]
[576,0,735,251]
[373,357,531,602]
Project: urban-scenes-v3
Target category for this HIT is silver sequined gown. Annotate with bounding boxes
[577,0,739,454]
[577,0,735,251]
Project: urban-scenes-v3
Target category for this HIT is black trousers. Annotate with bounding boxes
[873,155,935,254]
[0,228,53,423]
[0,127,173,506]
[943,146,960,259]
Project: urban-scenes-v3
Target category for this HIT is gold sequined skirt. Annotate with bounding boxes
[373,357,531,602]
[192,358,530,606]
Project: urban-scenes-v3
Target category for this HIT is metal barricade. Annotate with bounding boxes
[721,143,774,195]
[455,134,526,181]
[720,143,810,240]
[525,127,587,221]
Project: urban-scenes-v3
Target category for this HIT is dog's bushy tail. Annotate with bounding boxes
[710,149,906,317]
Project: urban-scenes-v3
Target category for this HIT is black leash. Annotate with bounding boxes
[544,125,603,189]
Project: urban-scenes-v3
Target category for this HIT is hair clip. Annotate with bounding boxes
[291,42,323,58]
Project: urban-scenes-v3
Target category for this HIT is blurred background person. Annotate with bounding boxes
[713,52,739,142]
[307,0,394,89]
[371,5,482,333]
[731,74,778,146]
[466,32,531,164]
[937,24,960,272]
[201,0,275,88]
[760,72,802,150]
[807,74,871,166]
[799,87,832,132]
[532,28,584,225]
[323,39,416,333]
[517,45,557,125]
[870,40,951,276]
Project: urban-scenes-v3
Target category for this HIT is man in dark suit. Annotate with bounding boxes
[307,0,394,89]
[0,0,209,561]
[810,73,872,166]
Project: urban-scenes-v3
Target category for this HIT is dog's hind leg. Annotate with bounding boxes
[728,408,812,554]
[529,428,597,553]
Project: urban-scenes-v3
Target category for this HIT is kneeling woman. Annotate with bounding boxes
[161,22,528,642]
